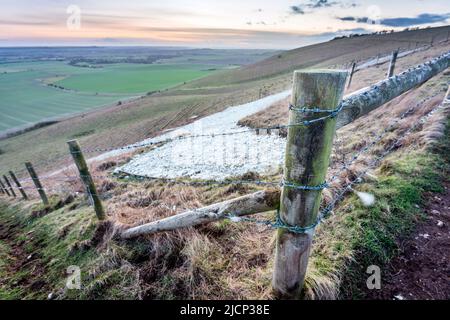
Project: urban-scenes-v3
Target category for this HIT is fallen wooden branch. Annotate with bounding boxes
[337,51,450,129]
[121,188,280,239]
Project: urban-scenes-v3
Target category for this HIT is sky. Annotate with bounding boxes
[0,0,449,49]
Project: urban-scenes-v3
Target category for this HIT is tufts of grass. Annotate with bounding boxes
[306,152,445,299]
[305,117,450,299]
[0,196,141,300]
[70,129,96,139]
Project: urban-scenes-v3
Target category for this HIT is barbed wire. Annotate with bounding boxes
[327,91,441,184]
[110,91,441,192]
[5,89,444,209]
[227,99,446,234]
[114,171,280,188]
[77,51,449,156]
[18,174,110,184]
[77,101,345,156]
[2,184,76,194]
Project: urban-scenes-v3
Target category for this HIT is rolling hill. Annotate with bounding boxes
[0,25,449,178]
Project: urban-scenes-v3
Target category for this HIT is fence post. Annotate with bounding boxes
[25,162,49,206]
[0,179,10,196]
[3,175,16,198]
[272,69,347,299]
[67,140,105,220]
[9,171,28,200]
[347,61,356,89]
[387,49,399,78]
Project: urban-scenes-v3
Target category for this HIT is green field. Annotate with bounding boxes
[56,63,215,94]
[0,61,216,132]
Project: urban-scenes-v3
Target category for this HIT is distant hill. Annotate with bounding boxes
[188,25,450,88]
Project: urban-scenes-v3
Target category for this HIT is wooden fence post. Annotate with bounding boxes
[347,61,356,89]
[387,49,399,78]
[9,171,28,200]
[0,179,10,196]
[25,162,49,206]
[3,175,16,198]
[272,69,347,299]
[67,140,105,220]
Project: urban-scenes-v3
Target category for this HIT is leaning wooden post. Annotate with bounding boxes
[25,162,49,206]
[387,49,399,78]
[347,61,356,89]
[0,179,10,196]
[9,171,28,200]
[272,69,347,299]
[67,140,105,220]
[3,175,16,198]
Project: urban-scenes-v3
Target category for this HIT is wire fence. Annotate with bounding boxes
[0,48,448,238]
[227,97,446,233]
[3,85,445,231]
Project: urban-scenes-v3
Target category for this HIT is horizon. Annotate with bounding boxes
[1,0,449,49]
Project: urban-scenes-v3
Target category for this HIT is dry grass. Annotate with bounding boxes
[3,27,449,179]
[2,31,449,301]
[238,42,450,130]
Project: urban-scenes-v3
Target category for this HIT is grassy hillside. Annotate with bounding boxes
[0,25,449,179]
[188,26,450,88]
[0,61,216,132]
[0,48,275,133]
[0,73,448,300]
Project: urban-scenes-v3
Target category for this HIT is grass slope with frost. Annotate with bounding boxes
[0,115,448,300]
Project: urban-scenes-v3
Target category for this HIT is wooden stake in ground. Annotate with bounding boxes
[387,49,399,78]
[0,180,5,194]
[25,162,49,206]
[347,61,356,89]
[67,140,105,220]
[9,171,28,200]
[0,179,10,196]
[3,175,16,198]
[272,69,347,299]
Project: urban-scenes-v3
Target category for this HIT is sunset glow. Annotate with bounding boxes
[1,0,449,48]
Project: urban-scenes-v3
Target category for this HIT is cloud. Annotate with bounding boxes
[0,19,54,26]
[338,13,450,27]
[309,0,338,8]
[290,0,341,14]
[380,13,450,27]
[290,6,305,15]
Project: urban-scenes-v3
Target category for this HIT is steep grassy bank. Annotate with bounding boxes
[0,109,448,300]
